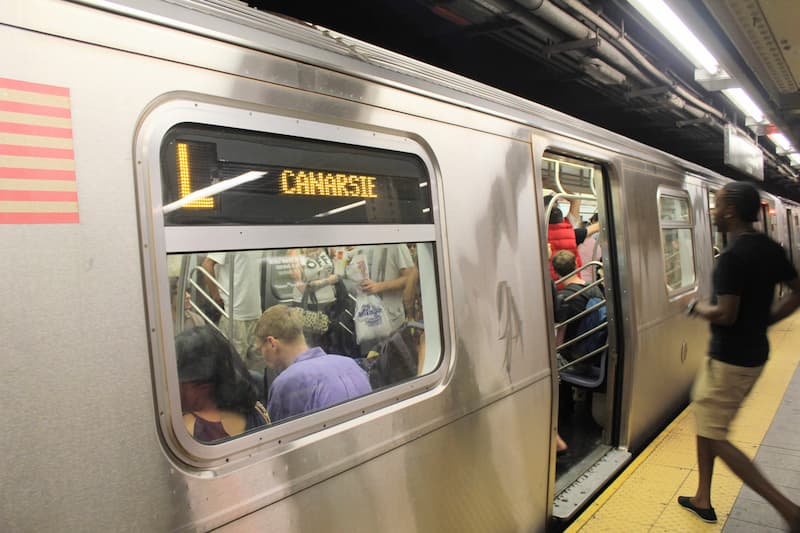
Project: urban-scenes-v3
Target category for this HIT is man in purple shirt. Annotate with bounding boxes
[255,304,372,422]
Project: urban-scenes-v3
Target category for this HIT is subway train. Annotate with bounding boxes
[3,1,800,531]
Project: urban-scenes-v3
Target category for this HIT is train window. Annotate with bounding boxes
[708,190,725,260]
[170,242,440,440]
[139,105,445,463]
[754,203,767,234]
[659,195,691,223]
[658,191,696,292]
[768,205,778,236]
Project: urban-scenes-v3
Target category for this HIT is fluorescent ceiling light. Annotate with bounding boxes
[768,132,793,152]
[628,0,720,75]
[722,88,765,123]
[162,170,266,214]
[789,153,800,166]
[313,200,366,218]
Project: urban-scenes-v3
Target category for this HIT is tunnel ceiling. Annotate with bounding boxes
[251,0,800,201]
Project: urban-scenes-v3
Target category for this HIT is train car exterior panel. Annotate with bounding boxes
[5,0,797,530]
[2,6,556,530]
[530,131,631,441]
[134,52,553,533]
[0,21,179,533]
[613,161,710,450]
[218,382,552,533]
[138,94,555,530]
[5,0,538,146]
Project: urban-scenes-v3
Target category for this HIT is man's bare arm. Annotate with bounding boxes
[770,277,800,325]
[691,294,739,326]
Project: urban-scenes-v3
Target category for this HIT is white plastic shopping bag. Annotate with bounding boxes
[354,292,392,344]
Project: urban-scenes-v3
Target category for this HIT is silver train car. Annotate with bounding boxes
[3,1,800,531]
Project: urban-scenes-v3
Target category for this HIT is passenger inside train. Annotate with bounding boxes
[176,326,269,443]
[201,251,265,373]
[159,121,441,442]
[552,249,606,378]
[285,247,347,349]
[545,195,599,286]
[341,244,419,354]
[171,241,434,439]
[169,276,204,331]
[254,304,372,422]
[578,212,602,283]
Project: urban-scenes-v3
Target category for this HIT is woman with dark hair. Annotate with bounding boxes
[176,326,269,443]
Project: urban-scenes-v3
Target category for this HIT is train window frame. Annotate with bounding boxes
[708,189,726,260]
[135,96,449,467]
[657,187,697,296]
[766,201,778,236]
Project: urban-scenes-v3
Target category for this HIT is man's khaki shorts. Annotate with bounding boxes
[691,357,764,440]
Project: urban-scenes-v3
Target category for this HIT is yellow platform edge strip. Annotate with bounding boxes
[565,316,800,532]
[564,407,691,532]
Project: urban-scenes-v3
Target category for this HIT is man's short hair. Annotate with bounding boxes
[255,304,304,342]
[552,250,577,278]
[724,181,760,223]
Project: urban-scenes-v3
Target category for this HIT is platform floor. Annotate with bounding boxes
[566,312,800,532]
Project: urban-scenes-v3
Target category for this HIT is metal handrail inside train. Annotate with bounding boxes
[180,257,231,338]
[554,261,608,374]
[550,158,598,198]
[559,343,609,373]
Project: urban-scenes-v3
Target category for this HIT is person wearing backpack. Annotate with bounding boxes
[552,250,606,376]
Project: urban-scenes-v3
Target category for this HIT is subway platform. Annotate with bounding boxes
[566,312,800,532]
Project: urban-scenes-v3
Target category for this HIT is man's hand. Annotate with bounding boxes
[360,279,383,294]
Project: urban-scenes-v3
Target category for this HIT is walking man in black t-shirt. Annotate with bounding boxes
[680,181,800,529]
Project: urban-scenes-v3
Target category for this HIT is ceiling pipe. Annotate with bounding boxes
[509,0,652,85]
[471,0,628,84]
[458,0,793,182]
[509,0,796,182]
[558,0,724,123]
[559,0,795,182]
[477,0,725,124]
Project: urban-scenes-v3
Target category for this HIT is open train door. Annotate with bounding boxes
[531,133,632,522]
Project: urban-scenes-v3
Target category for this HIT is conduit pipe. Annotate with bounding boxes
[471,0,792,180]
[559,0,724,121]
[558,0,798,179]
[472,0,633,86]
[476,0,721,125]
[511,0,652,85]
[518,0,727,124]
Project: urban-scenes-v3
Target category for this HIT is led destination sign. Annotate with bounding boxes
[162,125,433,226]
[279,169,378,198]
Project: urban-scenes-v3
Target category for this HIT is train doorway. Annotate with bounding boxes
[540,151,629,520]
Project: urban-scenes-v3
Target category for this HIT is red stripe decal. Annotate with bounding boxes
[0,121,72,138]
[0,100,71,118]
[0,190,77,201]
[0,168,76,181]
[0,212,79,224]
[0,144,74,159]
[0,78,70,97]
